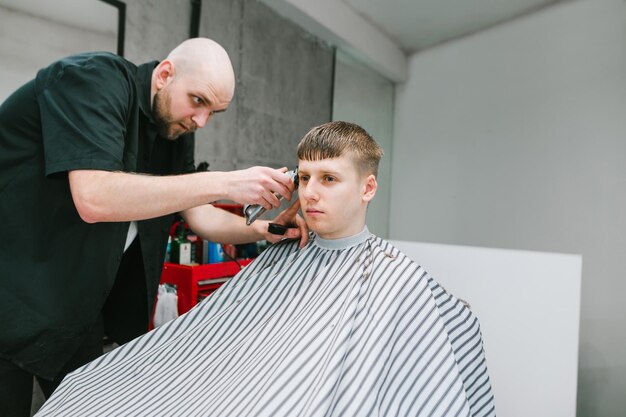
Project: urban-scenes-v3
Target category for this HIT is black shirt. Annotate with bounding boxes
[0,52,195,378]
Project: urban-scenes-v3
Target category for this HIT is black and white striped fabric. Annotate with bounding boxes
[37,228,496,417]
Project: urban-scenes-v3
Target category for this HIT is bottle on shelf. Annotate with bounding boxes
[170,222,192,265]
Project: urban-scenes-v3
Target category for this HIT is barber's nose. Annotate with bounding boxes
[192,109,210,128]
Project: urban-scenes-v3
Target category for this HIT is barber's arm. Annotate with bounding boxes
[182,199,308,248]
[68,166,293,223]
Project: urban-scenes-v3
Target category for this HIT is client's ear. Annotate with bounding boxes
[362,174,377,203]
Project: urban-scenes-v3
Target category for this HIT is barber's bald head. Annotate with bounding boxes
[165,38,235,99]
[151,38,236,140]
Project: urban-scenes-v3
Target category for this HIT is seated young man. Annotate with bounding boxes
[36,121,496,417]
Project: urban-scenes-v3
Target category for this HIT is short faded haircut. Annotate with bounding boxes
[297,121,384,176]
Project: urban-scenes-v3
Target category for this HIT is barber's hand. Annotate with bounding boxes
[253,200,309,248]
[227,166,294,210]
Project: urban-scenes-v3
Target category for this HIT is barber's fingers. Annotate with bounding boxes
[268,167,294,201]
[261,188,282,210]
[258,168,297,208]
[248,167,293,204]
[270,200,301,224]
[280,215,308,247]
[296,214,310,248]
[283,199,301,216]
[228,166,294,207]
[272,201,308,248]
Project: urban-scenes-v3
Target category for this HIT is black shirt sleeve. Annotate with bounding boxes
[36,55,132,176]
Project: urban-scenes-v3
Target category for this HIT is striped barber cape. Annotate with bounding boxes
[36,227,496,417]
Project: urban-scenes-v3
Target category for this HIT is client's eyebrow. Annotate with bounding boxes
[320,169,341,176]
[298,167,341,176]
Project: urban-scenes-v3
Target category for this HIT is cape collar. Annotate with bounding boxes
[313,226,370,250]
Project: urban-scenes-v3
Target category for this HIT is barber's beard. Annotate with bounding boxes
[152,89,187,140]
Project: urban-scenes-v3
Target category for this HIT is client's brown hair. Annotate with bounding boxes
[297,121,383,176]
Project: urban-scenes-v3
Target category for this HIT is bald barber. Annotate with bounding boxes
[0,37,307,416]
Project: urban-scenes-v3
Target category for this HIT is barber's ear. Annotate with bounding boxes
[362,174,377,203]
[155,60,175,89]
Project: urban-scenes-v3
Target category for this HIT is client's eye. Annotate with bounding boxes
[299,175,310,183]
[323,176,335,183]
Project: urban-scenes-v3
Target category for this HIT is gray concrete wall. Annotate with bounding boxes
[196,0,334,173]
[124,0,192,63]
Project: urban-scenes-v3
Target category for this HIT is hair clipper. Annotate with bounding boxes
[244,168,299,225]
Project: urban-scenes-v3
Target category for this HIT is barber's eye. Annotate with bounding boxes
[192,96,204,105]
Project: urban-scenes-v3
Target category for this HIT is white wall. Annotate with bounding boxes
[332,50,394,238]
[390,1,626,416]
[0,3,116,101]
[391,240,582,417]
